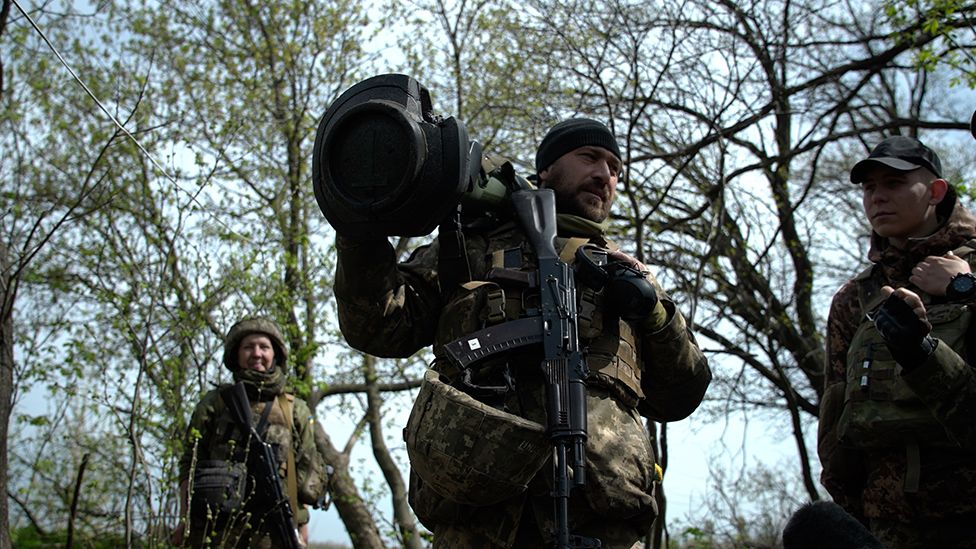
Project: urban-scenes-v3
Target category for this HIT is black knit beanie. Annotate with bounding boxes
[535,118,621,174]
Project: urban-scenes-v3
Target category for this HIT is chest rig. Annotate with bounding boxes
[204,389,301,514]
[837,241,976,492]
[434,218,645,408]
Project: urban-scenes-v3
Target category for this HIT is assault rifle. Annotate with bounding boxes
[440,188,600,548]
[223,382,302,549]
[512,189,599,549]
[444,174,600,549]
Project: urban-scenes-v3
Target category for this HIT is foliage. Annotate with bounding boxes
[666,460,807,548]
[884,0,976,87]
[3,0,975,547]
[11,525,126,548]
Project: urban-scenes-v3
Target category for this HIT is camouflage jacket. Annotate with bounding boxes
[178,386,326,531]
[818,196,976,523]
[335,218,710,543]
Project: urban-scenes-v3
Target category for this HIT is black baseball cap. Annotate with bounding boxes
[850,136,943,183]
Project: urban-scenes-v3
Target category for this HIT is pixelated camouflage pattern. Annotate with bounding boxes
[404,369,550,506]
[408,385,660,548]
[818,196,976,526]
[336,220,710,547]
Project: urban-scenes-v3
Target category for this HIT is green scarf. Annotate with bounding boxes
[556,214,609,238]
[233,365,286,401]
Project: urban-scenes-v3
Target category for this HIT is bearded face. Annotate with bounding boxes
[538,145,620,222]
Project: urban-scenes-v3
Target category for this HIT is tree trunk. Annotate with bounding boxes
[312,421,385,549]
[0,239,13,549]
[649,421,666,549]
[364,354,421,549]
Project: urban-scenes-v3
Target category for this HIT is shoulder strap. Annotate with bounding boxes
[558,237,590,264]
[854,264,886,317]
[278,393,300,518]
[951,238,976,265]
[254,400,274,437]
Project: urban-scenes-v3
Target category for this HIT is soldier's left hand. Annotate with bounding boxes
[909,251,971,296]
[874,286,937,369]
[877,286,930,330]
[607,249,648,274]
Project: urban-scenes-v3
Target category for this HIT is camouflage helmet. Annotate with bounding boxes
[403,369,550,506]
[222,317,288,372]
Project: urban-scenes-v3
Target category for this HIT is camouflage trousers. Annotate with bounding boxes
[870,517,976,549]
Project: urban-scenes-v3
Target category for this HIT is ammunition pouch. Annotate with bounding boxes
[403,369,549,507]
[189,460,248,519]
[838,304,969,449]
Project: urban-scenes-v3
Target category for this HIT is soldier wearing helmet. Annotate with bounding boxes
[172,317,328,548]
[334,118,711,547]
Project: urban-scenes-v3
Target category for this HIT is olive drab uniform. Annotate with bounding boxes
[818,196,976,548]
[177,318,328,549]
[336,206,711,547]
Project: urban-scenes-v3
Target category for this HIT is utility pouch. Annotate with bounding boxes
[837,304,969,449]
[190,460,248,518]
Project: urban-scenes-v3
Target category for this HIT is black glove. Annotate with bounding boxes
[871,294,937,371]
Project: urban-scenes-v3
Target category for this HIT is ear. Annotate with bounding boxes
[930,179,949,204]
[537,168,550,188]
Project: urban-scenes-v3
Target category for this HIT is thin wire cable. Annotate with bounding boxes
[11,0,245,239]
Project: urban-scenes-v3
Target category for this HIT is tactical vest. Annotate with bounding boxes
[837,242,976,491]
[433,221,645,407]
[197,389,304,524]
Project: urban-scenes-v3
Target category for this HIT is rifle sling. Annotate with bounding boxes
[255,400,274,437]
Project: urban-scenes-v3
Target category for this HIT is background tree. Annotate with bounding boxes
[4,0,975,547]
[0,2,165,546]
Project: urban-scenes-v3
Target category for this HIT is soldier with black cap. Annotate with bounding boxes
[818,135,976,547]
[172,317,328,548]
[334,118,711,547]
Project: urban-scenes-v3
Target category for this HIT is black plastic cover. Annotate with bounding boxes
[312,74,471,237]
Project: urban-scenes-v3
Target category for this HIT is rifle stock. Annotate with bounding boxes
[224,382,302,549]
[512,189,599,549]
